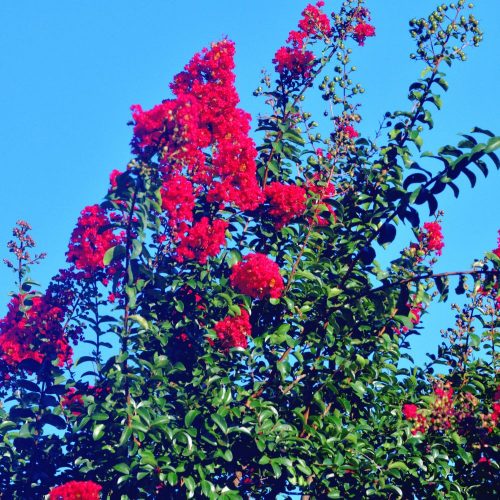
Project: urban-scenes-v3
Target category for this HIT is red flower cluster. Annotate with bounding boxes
[214,309,252,350]
[395,302,423,335]
[353,22,376,46]
[176,217,228,264]
[0,294,72,368]
[430,384,455,430]
[402,384,456,435]
[298,3,331,38]
[109,169,122,189]
[481,385,500,433]
[161,175,196,228]
[273,47,315,82]
[61,387,85,416]
[273,3,334,82]
[420,221,444,255]
[131,40,262,211]
[265,182,307,229]
[340,124,359,138]
[492,230,500,259]
[49,480,101,500]
[230,253,284,299]
[287,2,331,50]
[67,205,121,275]
[402,403,427,435]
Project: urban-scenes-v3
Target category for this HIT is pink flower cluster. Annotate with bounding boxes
[175,217,228,265]
[481,385,500,433]
[420,221,445,255]
[49,480,101,499]
[230,253,284,299]
[353,22,376,46]
[66,205,121,275]
[273,2,333,82]
[131,40,262,212]
[403,384,456,435]
[265,182,307,229]
[350,7,376,46]
[0,294,72,368]
[395,302,423,335]
[340,124,359,139]
[273,47,315,82]
[214,309,252,350]
[161,174,196,228]
[402,403,427,435]
[61,387,84,416]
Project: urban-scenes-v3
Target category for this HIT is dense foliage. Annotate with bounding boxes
[0,1,499,498]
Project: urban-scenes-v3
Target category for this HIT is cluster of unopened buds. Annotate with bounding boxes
[403,383,500,440]
[403,383,456,435]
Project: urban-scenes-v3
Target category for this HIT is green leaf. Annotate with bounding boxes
[93,423,105,441]
[129,314,149,330]
[388,461,409,471]
[484,136,500,154]
[103,245,126,266]
[184,476,196,493]
[114,463,130,475]
[211,414,228,434]
[185,409,200,427]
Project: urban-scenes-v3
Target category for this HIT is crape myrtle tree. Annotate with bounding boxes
[0,0,498,498]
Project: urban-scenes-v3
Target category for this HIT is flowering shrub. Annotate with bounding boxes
[0,1,499,498]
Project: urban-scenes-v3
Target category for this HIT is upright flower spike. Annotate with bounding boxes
[66,205,121,275]
[131,39,263,211]
[420,221,445,256]
[0,294,73,368]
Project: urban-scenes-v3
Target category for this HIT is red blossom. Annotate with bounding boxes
[214,309,252,350]
[273,46,315,81]
[492,230,500,259]
[61,387,84,416]
[420,221,445,256]
[66,205,121,275]
[265,182,307,229]
[161,175,196,228]
[395,302,423,335]
[341,124,359,138]
[49,480,101,500]
[297,4,331,38]
[0,294,73,368]
[109,169,122,189]
[230,253,284,299]
[353,22,376,46]
[402,403,427,434]
[402,404,419,420]
[131,40,263,211]
[175,217,228,264]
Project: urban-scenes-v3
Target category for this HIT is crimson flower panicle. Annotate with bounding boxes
[265,182,307,229]
[49,480,101,500]
[230,253,284,299]
[214,309,252,350]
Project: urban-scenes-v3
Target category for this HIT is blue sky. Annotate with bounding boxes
[0,0,498,361]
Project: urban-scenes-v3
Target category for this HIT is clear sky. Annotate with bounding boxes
[0,1,498,361]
